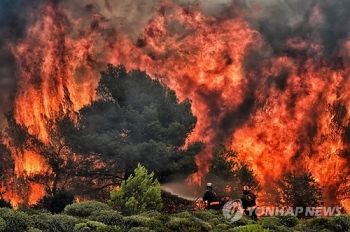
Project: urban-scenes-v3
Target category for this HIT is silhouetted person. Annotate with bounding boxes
[203,183,221,210]
[241,185,257,221]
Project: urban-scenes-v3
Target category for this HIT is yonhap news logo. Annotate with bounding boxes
[222,200,343,223]
[222,199,245,223]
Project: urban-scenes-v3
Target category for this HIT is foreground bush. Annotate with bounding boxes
[231,224,270,232]
[0,207,30,232]
[64,201,110,217]
[88,209,123,226]
[30,213,78,232]
[109,164,163,215]
[329,214,350,231]
[74,221,121,232]
[123,215,150,228]
[0,218,5,231]
[276,214,299,227]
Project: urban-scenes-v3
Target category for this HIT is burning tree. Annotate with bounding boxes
[67,64,199,185]
[204,143,260,199]
[0,132,14,205]
[262,171,323,215]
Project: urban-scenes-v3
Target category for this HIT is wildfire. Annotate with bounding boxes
[2,0,350,210]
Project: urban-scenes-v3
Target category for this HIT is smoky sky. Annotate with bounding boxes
[1,0,350,129]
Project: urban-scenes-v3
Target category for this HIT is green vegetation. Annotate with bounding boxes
[109,164,163,215]
[1,203,349,232]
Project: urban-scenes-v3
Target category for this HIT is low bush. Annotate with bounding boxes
[64,201,110,217]
[74,220,122,232]
[27,228,42,232]
[153,213,171,223]
[276,214,299,227]
[145,217,164,230]
[73,222,91,232]
[329,214,350,231]
[30,213,78,232]
[128,227,152,232]
[165,217,192,231]
[123,215,150,228]
[165,216,212,232]
[88,209,123,226]
[230,215,250,227]
[18,205,49,215]
[212,223,232,231]
[95,225,122,232]
[258,216,281,230]
[0,217,5,232]
[138,210,162,217]
[307,217,332,231]
[231,224,270,232]
[0,207,30,232]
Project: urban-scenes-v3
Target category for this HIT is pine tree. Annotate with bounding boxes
[109,163,163,215]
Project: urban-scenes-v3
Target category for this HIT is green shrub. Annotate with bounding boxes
[109,164,162,215]
[276,214,299,227]
[0,208,30,232]
[86,221,107,229]
[26,227,43,232]
[174,211,192,218]
[306,217,332,231]
[47,214,78,232]
[88,209,123,226]
[153,213,171,223]
[74,223,91,232]
[145,217,163,229]
[230,215,250,227]
[18,205,48,215]
[231,224,270,232]
[0,217,5,232]
[128,227,152,232]
[95,225,122,232]
[138,210,162,217]
[165,216,212,232]
[30,213,78,232]
[74,221,119,232]
[123,215,150,228]
[329,214,350,231]
[165,217,191,231]
[258,216,281,230]
[64,201,110,217]
[213,223,232,231]
[29,213,51,231]
[192,210,225,225]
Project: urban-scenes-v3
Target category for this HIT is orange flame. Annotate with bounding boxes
[4,0,350,211]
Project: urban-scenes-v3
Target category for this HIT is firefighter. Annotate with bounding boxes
[202,183,221,210]
[240,185,258,221]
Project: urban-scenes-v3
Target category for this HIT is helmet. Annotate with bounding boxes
[206,183,213,188]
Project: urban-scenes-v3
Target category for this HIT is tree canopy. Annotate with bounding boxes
[261,171,323,217]
[66,64,199,188]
